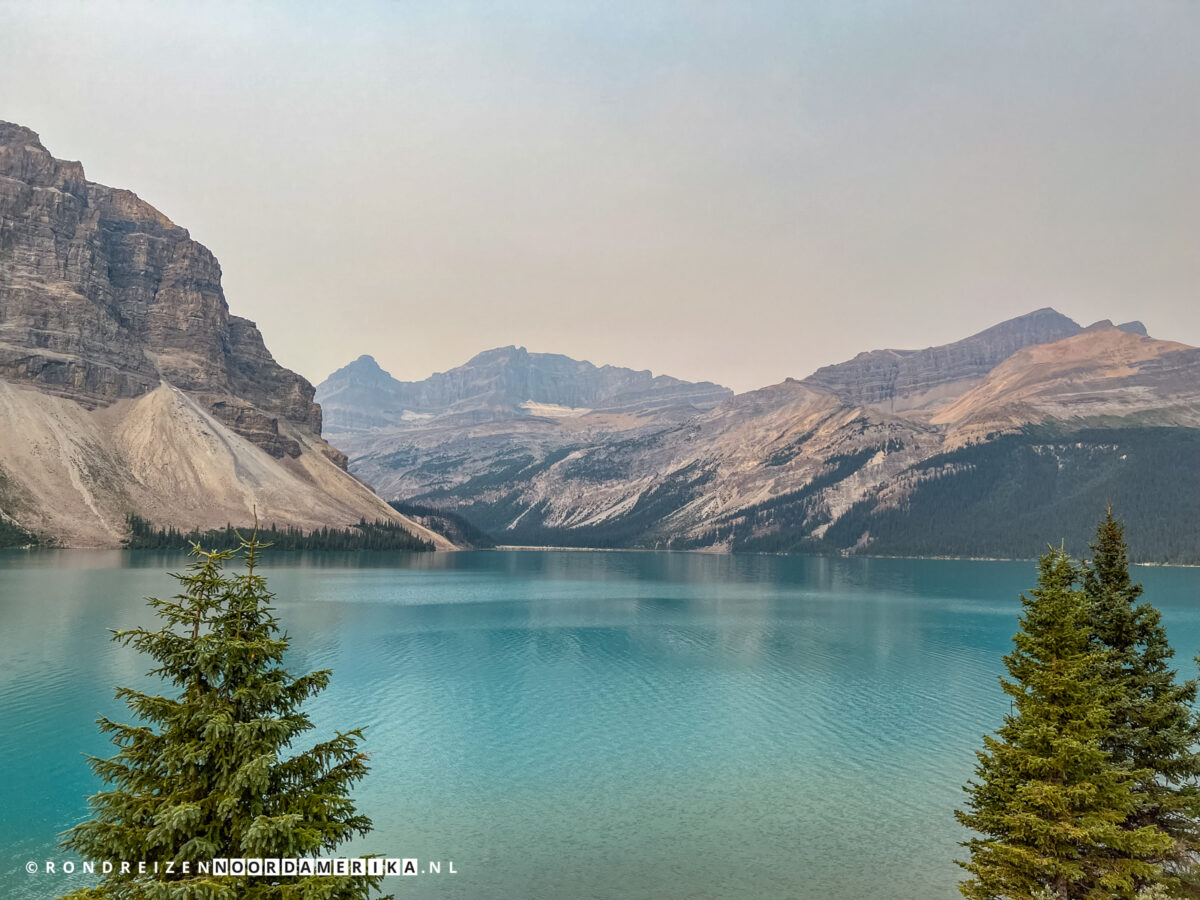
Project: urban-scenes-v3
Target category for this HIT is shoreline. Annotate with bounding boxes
[5,544,1198,569]
[490,545,1200,568]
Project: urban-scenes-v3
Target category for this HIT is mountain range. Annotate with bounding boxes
[315,347,732,502]
[0,122,449,548]
[3,119,1197,560]
[320,311,1200,562]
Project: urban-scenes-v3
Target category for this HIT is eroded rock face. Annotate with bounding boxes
[802,307,1083,411]
[317,347,732,434]
[209,401,302,460]
[0,121,454,548]
[314,349,735,503]
[0,122,321,453]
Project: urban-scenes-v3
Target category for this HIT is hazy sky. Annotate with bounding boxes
[2,1,1198,392]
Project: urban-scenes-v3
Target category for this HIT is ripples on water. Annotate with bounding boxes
[2,550,1198,899]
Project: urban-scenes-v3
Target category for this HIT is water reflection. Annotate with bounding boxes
[3,550,1198,900]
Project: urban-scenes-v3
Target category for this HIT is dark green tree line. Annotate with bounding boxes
[125,514,432,552]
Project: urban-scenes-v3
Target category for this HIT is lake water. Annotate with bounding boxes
[2,550,1199,899]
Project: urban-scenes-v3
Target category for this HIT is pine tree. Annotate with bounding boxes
[956,547,1173,899]
[1083,509,1200,889]
[60,537,389,899]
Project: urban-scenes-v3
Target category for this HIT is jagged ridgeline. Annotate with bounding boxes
[322,311,1200,562]
[125,515,433,551]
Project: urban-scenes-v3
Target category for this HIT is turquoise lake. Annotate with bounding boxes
[3,550,1199,899]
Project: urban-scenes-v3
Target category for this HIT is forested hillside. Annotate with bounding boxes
[810,427,1200,563]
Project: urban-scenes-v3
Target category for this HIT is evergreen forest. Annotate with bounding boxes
[124,514,433,552]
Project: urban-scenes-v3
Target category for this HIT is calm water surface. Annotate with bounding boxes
[2,550,1199,899]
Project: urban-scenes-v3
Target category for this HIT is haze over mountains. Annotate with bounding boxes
[2,118,1196,559]
[316,348,732,501]
[321,310,1200,562]
[319,346,731,432]
[803,307,1085,412]
[0,122,448,548]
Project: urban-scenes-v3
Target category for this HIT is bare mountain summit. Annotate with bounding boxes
[325,311,1200,561]
[316,348,732,500]
[318,347,732,433]
[803,307,1082,412]
[0,122,449,548]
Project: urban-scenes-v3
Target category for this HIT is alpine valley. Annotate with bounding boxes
[0,122,449,549]
[320,311,1200,563]
[4,119,1198,561]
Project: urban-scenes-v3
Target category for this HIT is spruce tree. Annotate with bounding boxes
[60,537,388,899]
[1083,509,1200,887]
[957,547,1173,899]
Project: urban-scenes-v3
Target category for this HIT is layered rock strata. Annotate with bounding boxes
[0,121,449,548]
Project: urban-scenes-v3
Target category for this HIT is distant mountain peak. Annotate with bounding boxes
[1081,319,1149,337]
[802,308,1082,412]
[466,345,529,365]
[316,347,733,436]
[316,306,1198,559]
[349,353,390,374]
[322,354,394,385]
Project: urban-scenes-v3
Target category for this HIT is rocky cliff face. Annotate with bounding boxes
[802,307,1082,412]
[0,122,446,548]
[0,122,320,453]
